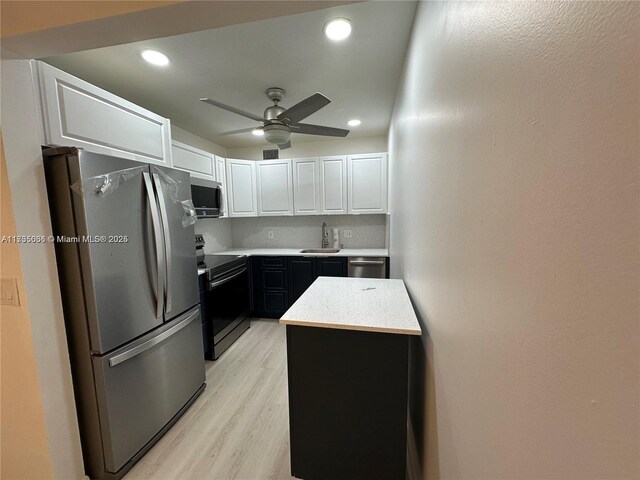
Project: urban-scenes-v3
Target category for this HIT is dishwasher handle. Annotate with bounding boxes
[347,256,387,278]
[348,259,385,266]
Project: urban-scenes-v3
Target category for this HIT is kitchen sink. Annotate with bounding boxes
[300,248,341,254]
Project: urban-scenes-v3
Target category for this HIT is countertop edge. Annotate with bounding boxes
[279,318,422,336]
[208,248,389,258]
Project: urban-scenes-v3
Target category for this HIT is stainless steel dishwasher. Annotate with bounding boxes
[347,257,387,278]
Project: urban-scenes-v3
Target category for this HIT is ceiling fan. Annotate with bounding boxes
[200,87,350,149]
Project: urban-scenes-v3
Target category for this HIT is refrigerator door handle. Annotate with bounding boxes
[143,172,165,319]
[108,309,199,367]
[152,173,172,314]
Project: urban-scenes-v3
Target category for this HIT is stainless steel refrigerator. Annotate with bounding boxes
[43,147,205,480]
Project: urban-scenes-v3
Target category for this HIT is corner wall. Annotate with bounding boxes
[389,2,639,478]
[0,135,55,480]
[1,59,85,480]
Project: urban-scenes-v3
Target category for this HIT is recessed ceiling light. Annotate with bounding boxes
[347,119,361,127]
[141,49,169,66]
[252,128,264,136]
[324,18,352,41]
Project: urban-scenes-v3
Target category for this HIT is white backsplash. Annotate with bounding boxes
[194,217,233,253]
[229,215,387,249]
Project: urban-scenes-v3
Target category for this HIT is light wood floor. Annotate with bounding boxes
[125,318,293,480]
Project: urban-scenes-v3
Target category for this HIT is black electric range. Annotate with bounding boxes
[198,254,247,281]
[197,254,250,360]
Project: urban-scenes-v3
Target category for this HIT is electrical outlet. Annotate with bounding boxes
[267,231,274,239]
[343,230,353,239]
[0,278,20,306]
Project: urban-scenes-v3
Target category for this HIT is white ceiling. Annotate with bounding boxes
[44,1,417,149]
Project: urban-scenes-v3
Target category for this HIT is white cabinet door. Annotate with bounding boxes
[319,156,348,215]
[293,158,320,215]
[215,156,229,217]
[347,153,388,214]
[170,140,215,179]
[256,159,294,216]
[226,159,257,217]
[38,62,171,166]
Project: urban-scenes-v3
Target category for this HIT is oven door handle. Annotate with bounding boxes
[208,267,247,290]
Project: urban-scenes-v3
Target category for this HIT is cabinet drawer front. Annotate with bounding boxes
[259,256,287,268]
[260,269,288,290]
[317,258,347,277]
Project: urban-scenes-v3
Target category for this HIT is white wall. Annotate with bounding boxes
[389,2,639,479]
[230,215,386,249]
[1,60,85,480]
[226,135,387,160]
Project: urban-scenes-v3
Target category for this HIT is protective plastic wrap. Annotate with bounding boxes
[151,166,197,228]
[70,166,146,197]
[70,164,197,228]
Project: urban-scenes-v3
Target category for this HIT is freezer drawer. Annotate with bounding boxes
[93,307,205,473]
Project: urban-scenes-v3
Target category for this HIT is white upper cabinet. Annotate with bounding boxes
[226,159,257,217]
[319,156,348,215]
[37,62,172,166]
[293,158,321,215]
[215,156,229,217]
[170,140,215,179]
[347,153,388,214]
[256,159,294,216]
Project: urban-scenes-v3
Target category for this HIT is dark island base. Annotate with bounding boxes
[286,325,410,480]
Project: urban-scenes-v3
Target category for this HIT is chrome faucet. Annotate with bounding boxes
[321,222,329,248]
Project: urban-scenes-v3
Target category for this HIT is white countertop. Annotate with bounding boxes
[209,248,388,257]
[280,277,421,336]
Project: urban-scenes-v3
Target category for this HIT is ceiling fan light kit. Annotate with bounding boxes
[264,124,291,145]
[201,87,350,150]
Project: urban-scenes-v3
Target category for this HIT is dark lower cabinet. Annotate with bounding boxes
[252,256,348,318]
[252,256,290,318]
[287,325,409,480]
[261,290,289,315]
[289,257,318,304]
[317,257,347,277]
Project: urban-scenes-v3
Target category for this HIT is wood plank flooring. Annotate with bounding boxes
[125,318,293,480]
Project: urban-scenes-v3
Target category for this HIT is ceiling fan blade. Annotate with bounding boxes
[200,98,264,122]
[217,127,260,136]
[278,140,292,150]
[277,93,331,124]
[292,123,350,137]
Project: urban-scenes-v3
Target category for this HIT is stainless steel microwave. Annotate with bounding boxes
[190,177,223,218]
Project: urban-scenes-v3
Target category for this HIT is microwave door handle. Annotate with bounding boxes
[143,172,164,319]
[216,186,224,216]
[152,173,172,314]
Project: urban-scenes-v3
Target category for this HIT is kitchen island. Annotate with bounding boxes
[280,277,421,480]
